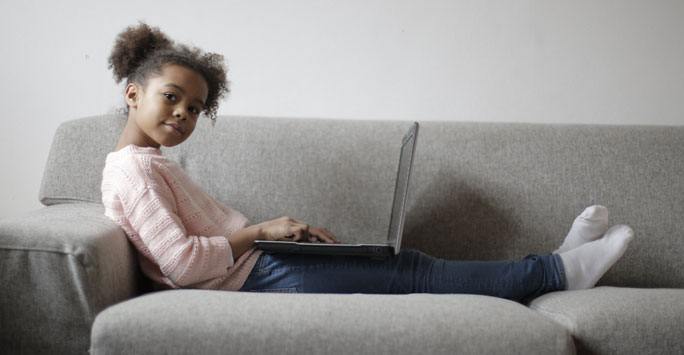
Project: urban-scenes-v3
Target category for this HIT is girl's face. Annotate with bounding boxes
[124,63,209,148]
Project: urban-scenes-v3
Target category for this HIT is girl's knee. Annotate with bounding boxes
[398,248,436,265]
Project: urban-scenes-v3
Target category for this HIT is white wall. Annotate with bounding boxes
[1,0,683,218]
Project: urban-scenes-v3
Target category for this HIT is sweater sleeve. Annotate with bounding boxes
[214,199,251,228]
[125,186,235,287]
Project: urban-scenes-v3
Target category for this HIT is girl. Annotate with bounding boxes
[101,22,634,300]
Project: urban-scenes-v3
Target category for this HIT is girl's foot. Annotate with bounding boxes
[554,205,609,254]
[559,225,634,290]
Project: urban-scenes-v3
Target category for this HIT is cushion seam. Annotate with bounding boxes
[0,246,91,270]
[0,245,80,255]
[40,197,101,205]
[532,305,579,335]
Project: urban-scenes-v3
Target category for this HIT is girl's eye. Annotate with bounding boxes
[165,92,200,116]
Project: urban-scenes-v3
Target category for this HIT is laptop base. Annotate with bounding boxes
[254,240,393,259]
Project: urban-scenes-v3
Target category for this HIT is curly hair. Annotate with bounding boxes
[108,21,229,122]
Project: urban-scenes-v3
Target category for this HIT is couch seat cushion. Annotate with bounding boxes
[528,286,684,354]
[92,289,574,355]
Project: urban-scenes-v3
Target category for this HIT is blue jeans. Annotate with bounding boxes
[239,249,566,301]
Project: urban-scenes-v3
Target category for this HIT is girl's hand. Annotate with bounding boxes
[308,226,340,244]
[255,216,340,243]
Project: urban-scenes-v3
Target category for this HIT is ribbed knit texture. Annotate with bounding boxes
[101,144,261,291]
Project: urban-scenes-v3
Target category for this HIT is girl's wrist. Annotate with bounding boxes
[250,224,264,242]
[227,224,263,260]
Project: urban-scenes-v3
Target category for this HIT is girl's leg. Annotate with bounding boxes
[239,206,634,299]
[238,249,565,301]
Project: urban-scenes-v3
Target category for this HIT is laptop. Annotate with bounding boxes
[254,122,419,259]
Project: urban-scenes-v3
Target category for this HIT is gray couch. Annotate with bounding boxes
[1,114,683,355]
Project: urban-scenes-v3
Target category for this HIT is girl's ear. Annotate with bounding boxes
[125,83,140,108]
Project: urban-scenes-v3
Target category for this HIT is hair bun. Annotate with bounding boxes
[108,21,174,84]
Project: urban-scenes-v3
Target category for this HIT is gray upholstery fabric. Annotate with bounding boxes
[91,290,575,355]
[40,114,684,288]
[8,114,682,354]
[39,115,127,206]
[0,203,144,354]
[528,287,684,355]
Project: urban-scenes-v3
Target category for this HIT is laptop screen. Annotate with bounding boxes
[386,123,419,253]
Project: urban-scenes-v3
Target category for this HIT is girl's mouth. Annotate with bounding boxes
[164,123,183,136]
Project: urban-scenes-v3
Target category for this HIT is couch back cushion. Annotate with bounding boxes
[40,114,684,288]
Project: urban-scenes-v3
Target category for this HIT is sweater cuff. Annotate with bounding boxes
[222,236,235,268]
[209,236,235,270]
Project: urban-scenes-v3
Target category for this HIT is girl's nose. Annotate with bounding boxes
[174,109,187,120]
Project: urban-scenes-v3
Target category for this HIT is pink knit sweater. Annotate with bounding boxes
[101,144,262,291]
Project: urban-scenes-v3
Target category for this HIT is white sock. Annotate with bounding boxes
[559,225,634,290]
[554,205,609,254]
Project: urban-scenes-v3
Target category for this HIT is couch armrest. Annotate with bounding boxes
[0,203,144,355]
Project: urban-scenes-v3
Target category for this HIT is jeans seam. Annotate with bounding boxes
[423,257,435,293]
